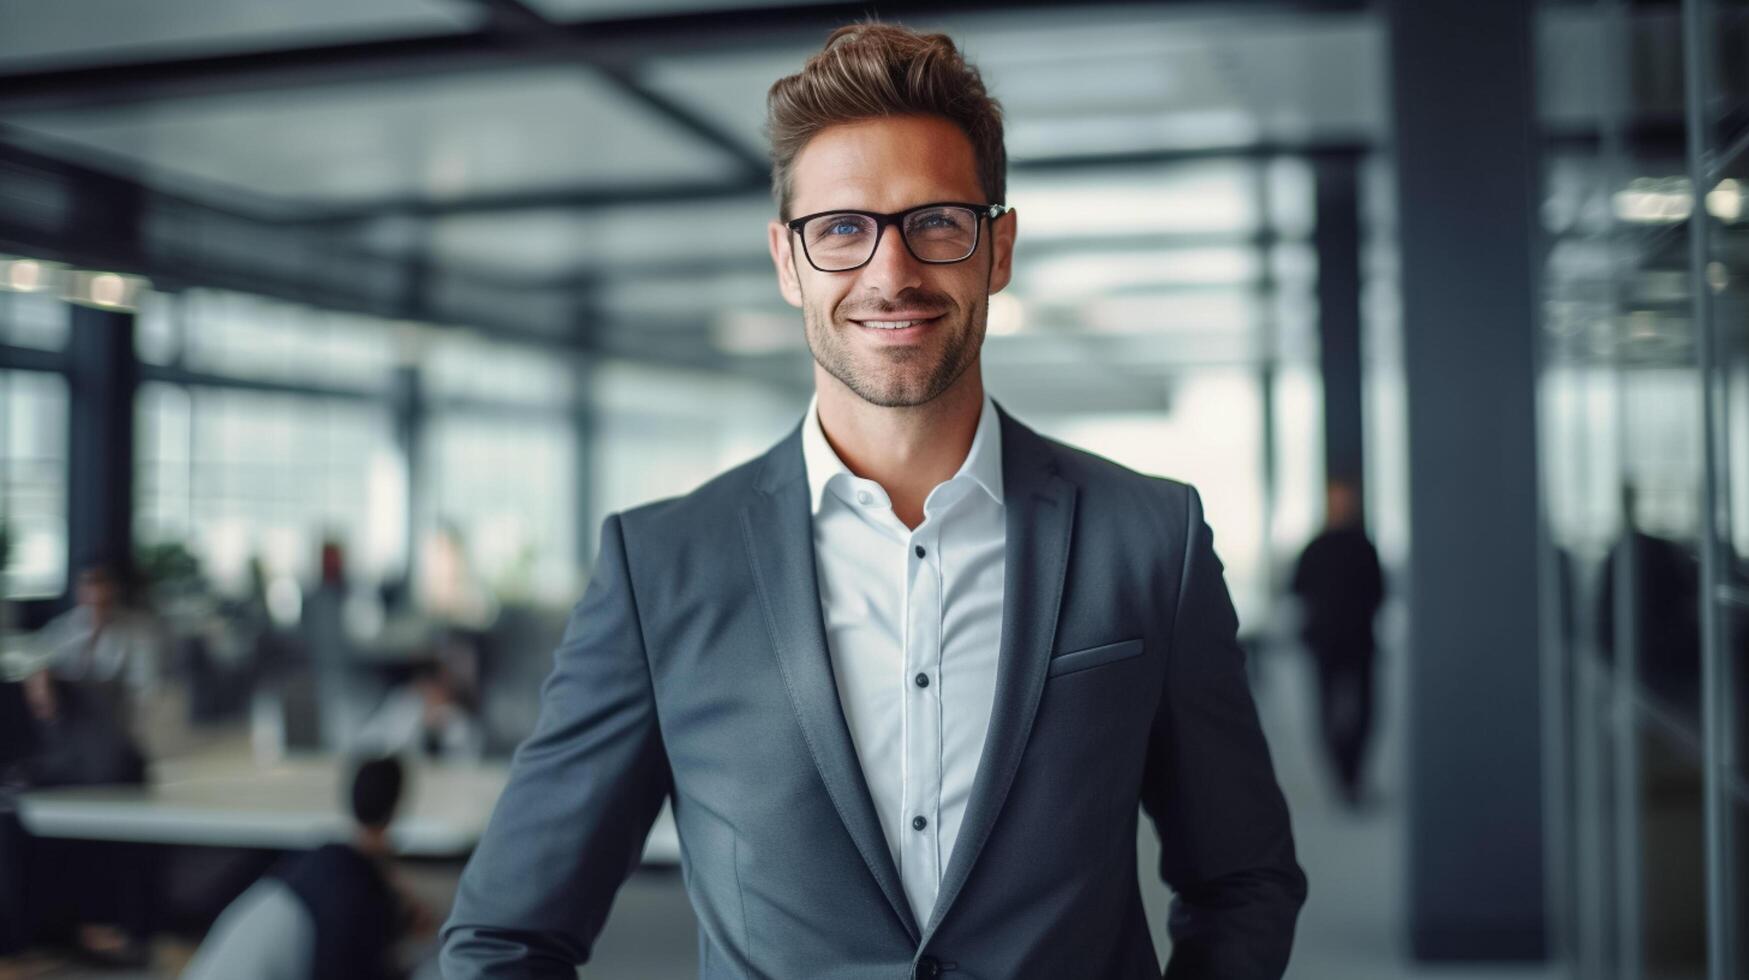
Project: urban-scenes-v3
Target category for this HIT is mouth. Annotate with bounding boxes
[848,312,945,342]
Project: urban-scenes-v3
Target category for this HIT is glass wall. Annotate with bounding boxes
[1538,2,1749,977]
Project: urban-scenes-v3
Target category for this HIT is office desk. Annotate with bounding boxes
[15,748,682,864]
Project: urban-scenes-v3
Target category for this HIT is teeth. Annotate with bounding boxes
[863,320,916,330]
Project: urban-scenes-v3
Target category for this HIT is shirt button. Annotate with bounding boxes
[914,544,926,558]
[915,672,930,688]
[913,815,928,831]
[856,490,873,505]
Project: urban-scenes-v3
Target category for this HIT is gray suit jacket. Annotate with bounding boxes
[441,404,1306,979]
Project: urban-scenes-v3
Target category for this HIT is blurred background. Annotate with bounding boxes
[0,0,1743,978]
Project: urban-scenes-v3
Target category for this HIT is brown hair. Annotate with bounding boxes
[765,22,1006,220]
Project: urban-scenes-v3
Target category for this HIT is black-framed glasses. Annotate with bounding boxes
[786,202,1011,273]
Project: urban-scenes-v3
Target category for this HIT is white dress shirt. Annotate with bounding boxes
[801,393,1006,926]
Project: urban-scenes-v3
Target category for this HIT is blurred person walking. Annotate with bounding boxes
[1290,479,1385,809]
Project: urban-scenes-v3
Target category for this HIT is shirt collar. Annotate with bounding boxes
[801,391,1005,516]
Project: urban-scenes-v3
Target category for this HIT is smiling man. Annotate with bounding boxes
[441,22,1305,980]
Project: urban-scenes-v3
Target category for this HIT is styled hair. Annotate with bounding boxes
[349,754,405,829]
[765,21,1006,219]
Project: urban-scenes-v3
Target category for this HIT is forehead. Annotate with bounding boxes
[789,114,984,215]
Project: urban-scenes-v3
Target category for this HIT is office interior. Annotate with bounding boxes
[0,0,1744,977]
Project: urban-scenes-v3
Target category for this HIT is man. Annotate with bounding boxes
[23,561,161,743]
[1290,479,1385,809]
[183,755,435,980]
[443,22,1305,979]
[17,560,160,966]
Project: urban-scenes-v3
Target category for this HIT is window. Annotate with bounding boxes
[420,412,577,606]
[1,370,69,598]
[136,382,399,595]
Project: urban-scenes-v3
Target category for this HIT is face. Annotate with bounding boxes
[78,569,116,613]
[768,115,1016,408]
[1326,482,1360,528]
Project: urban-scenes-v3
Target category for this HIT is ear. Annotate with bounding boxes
[768,219,804,308]
[987,208,1017,295]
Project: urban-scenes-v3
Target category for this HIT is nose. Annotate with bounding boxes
[855,222,923,298]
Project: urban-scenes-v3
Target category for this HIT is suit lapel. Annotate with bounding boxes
[922,405,1077,942]
[740,427,920,943]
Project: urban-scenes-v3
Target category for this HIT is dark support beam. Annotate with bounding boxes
[388,365,424,589]
[590,61,770,178]
[572,358,599,572]
[293,177,763,224]
[1389,0,1546,961]
[1313,155,1364,498]
[60,142,144,594]
[65,303,137,590]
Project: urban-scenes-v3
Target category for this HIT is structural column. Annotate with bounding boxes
[1388,0,1547,960]
[65,302,137,589]
[388,363,423,589]
[1314,154,1365,496]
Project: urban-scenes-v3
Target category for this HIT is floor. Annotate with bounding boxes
[4,638,1562,980]
[1249,644,1555,980]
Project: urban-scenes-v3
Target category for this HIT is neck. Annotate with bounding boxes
[813,365,986,529]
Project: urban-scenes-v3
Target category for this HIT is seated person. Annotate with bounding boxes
[351,659,483,762]
[181,756,435,980]
[13,561,161,966]
[23,560,163,742]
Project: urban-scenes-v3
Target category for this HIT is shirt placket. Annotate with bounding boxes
[901,516,944,919]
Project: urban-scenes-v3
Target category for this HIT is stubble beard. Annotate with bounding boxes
[802,291,987,409]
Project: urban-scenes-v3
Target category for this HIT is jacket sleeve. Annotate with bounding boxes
[440,513,672,978]
[1141,485,1308,980]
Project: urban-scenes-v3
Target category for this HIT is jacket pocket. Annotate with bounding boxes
[1046,638,1145,678]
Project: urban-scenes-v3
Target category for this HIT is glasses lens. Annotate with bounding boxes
[802,213,878,270]
[904,206,979,262]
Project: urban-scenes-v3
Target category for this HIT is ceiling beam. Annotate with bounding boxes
[458,0,769,177]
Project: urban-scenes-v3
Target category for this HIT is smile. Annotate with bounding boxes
[851,313,944,331]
